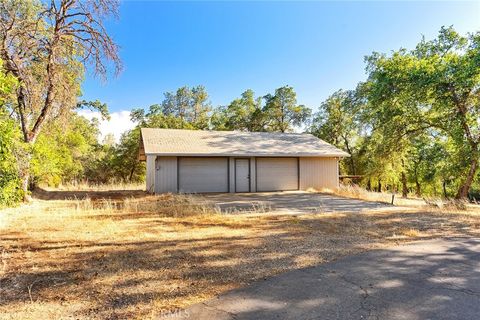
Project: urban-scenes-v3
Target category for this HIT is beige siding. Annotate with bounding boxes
[229,157,235,193]
[299,157,339,191]
[155,156,178,193]
[148,155,340,194]
[250,157,256,192]
[256,158,299,191]
[145,155,156,193]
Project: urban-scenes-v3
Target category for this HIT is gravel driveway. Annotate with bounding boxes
[168,237,480,320]
[202,191,392,214]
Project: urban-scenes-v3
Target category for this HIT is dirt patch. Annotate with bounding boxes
[1,194,479,319]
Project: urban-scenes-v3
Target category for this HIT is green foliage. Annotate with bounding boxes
[0,60,17,104]
[112,128,145,182]
[0,0,120,200]
[213,87,312,132]
[158,85,211,129]
[311,27,480,199]
[30,113,100,186]
[263,86,311,133]
[85,128,145,184]
[77,100,110,120]
[212,89,265,131]
[363,26,480,198]
[0,60,23,206]
[310,90,361,175]
[0,111,23,206]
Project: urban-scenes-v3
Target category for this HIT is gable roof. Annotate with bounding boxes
[139,128,349,160]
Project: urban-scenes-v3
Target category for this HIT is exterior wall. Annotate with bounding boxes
[145,155,156,193]
[299,157,339,191]
[148,155,340,194]
[155,156,178,193]
[250,157,256,192]
[229,157,235,193]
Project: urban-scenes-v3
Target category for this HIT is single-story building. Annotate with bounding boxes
[139,128,349,194]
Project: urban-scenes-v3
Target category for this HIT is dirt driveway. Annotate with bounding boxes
[202,191,393,214]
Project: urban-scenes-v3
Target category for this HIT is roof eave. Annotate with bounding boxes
[142,152,350,158]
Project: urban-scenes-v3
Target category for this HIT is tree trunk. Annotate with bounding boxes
[451,96,479,199]
[20,173,29,199]
[343,137,356,175]
[19,158,32,202]
[456,157,478,199]
[443,180,448,199]
[401,171,408,198]
[415,179,421,197]
[414,166,421,197]
[400,159,408,198]
[367,179,371,191]
[129,162,137,182]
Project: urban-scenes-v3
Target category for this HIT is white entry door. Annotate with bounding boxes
[235,159,250,192]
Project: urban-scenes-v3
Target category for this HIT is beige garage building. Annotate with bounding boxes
[139,128,349,194]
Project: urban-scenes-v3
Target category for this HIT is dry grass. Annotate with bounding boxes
[332,184,478,211]
[330,184,424,206]
[398,228,422,238]
[42,182,145,192]
[1,191,480,319]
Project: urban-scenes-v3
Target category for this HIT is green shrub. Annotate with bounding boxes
[0,113,23,207]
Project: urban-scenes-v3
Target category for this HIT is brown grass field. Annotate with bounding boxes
[1,189,479,319]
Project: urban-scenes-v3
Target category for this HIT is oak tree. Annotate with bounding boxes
[0,0,121,197]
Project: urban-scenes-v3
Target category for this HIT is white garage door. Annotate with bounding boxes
[178,157,229,193]
[256,158,298,192]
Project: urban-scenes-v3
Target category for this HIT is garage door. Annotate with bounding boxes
[178,157,229,193]
[256,158,298,192]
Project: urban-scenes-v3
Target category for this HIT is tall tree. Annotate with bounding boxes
[213,89,265,131]
[190,85,211,128]
[0,0,121,198]
[160,85,211,129]
[112,128,145,182]
[311,90,360,175]
[364,27,480,199]
[263,86,311,132]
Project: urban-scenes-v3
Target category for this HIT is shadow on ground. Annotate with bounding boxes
[179,237,480,320]
[1,193,478,319]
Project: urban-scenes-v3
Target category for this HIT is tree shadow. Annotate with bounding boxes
[1,206,478,319]
[181,237,480,320]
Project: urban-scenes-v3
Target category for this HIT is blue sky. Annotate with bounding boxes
[81,1,480,115]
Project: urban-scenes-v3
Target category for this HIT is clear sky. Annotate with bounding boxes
[79,1,480,140]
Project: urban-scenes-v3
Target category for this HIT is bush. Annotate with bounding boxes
[0,114,23,207]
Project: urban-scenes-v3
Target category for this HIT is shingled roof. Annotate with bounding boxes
[139,128,349,160]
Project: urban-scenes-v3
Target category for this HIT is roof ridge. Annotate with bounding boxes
[141,127,312,135]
